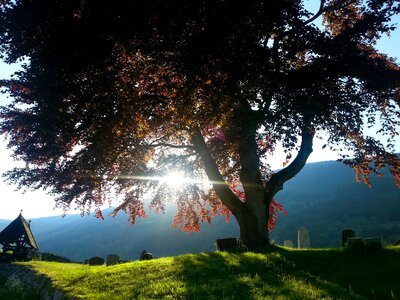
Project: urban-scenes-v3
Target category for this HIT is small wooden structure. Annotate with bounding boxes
[0,212,39,261]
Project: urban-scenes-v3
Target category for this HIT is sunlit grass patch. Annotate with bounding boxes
[17,247,400,299]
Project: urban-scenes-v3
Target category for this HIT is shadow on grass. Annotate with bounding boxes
[280,247,400,300]
[20,247,400,299]
[174,247,400,299]
[174,251,341,299]
[0,272,40,300]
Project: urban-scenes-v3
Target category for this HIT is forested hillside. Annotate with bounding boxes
[1,160,399,261]
[272,161,400,247]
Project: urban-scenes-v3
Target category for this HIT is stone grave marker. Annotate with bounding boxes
[346,237,364,249]
[297,227,310,249]
[346,236,383,251]
[342,229,355,246]
[364,237,382,251]
[140,250,153,260]
[216,238,238,251]
[284,240,294,248]
[106,254,120,266]
[88,256,104,266]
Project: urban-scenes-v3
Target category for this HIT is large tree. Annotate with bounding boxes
[1,0,400,248]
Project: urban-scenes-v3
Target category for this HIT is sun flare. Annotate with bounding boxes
[160,171,188,188]
[159,171,209,189]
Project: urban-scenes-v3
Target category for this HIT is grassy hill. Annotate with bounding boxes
[1,159,399,262]
[1,247,400,299]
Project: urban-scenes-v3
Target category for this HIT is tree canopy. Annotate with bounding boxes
[1,0,400,247]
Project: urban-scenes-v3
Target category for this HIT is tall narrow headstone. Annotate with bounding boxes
[297,227,310,249]
[106,254,120,266]
[342,229,355,247]
[284,240,294,248]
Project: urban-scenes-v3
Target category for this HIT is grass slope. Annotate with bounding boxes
[4,247,400,299]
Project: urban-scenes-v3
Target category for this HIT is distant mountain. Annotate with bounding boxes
[7,210,238,262]
[271,160,400,247]
[0,220,8,232]
[1,159,399,261]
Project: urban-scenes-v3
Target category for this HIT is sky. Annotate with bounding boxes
[0,2,400,220]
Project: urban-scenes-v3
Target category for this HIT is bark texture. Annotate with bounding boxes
[192,126,314,249]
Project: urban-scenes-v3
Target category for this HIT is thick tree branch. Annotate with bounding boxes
[266,127,314,196]
[303,0,326,26]
[274,0,358,41]
[302,0,358,26]
[260,89,274,114]
[237,118,263,189]
[190,129,242,213]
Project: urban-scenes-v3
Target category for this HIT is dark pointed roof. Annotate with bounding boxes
[0,213,38,250]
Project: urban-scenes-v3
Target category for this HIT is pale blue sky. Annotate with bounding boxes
[0,2,399,220]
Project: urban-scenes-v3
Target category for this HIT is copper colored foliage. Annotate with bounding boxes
[0,0,399,247]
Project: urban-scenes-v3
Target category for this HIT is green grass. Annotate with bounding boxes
[0,275,40,300]
[6,247,400,299]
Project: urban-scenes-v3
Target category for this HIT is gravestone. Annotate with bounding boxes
[297,227,310,249]
[106,254,120,266]
[342,229,355,247]
[346,237,364,249]
[88,256,104,266]
[140,250,153,260]
[284,240,294,248]
[346,236,383,251]
[216,238,238,251]
[118,259,129,264]
[364,237,382,251]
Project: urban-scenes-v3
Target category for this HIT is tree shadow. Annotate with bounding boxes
[0,263,42,300]
[279,247,400,299]
[173,252,277,299]
[17,247,400,299]
[173,250,354,299]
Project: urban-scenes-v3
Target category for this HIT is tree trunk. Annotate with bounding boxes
[191,126,314,250]
[233,126,314,249]
[234,193,271,249]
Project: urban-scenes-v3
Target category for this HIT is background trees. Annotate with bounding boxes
[1,0,399,248]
